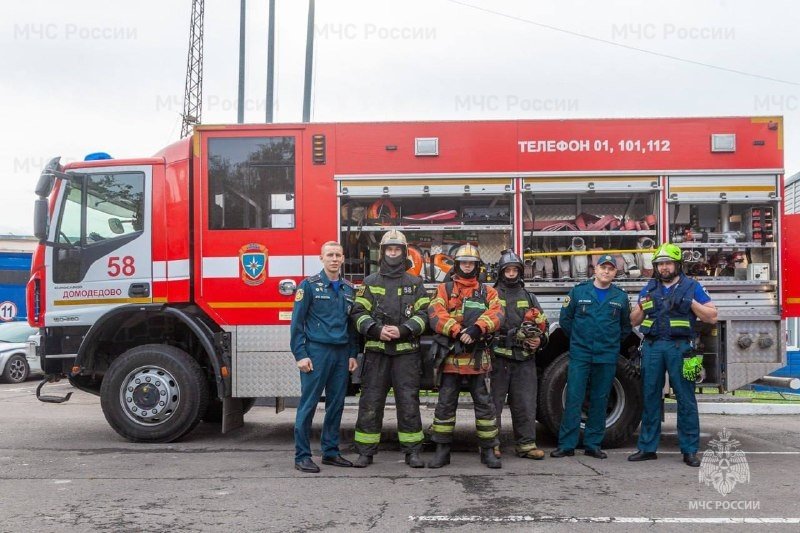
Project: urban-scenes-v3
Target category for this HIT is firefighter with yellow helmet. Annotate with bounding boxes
[350,230,430,468]
[629,243,717,467]
[427,243,504,469]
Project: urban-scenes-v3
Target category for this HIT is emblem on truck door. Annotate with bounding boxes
[239,243,268,286]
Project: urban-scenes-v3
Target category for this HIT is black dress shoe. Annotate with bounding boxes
[294,458,320,473]
[321,455,353,467]
[683,453,701,467]
[627,450,658,462]
[550,448,575,458]
[584,448,608,459]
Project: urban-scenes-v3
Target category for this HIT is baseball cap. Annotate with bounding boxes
[596,254,617,268]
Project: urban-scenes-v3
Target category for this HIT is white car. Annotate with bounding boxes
[0,321,39,384]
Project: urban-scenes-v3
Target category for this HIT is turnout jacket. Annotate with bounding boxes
[493,283,549,361]
[428,276,503,374]
[351,271,430,355]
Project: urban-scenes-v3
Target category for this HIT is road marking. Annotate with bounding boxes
[52,479,72,484]
[409,516,800,524]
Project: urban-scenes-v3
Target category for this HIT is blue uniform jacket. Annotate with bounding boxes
[559,280,632,364]
[290,270,359,361]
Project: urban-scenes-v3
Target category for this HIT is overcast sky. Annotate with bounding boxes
[2,0,798,235]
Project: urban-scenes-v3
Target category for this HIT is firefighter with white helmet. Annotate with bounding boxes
[350,229,430,468]
[427,243,504,469]
[490,249,549,460]
[629,243,717,467]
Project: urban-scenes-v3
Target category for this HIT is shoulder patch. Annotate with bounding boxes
[562,296,571,307]
[294,288,304,302]
[356,285,366,297]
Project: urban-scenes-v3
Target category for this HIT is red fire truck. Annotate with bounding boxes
[28,116,797,445]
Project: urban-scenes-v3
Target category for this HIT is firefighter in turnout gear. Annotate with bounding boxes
[427,244,504,469]
[350,230,430,468]
[629,243,717,467]
[491,250,549,460]
[551,254,632,460]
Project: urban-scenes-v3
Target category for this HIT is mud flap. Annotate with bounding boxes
[221,397,245,434]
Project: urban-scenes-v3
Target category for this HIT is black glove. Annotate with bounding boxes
[397,325,413,340]
[367,323,383,340]
[462,325,482,342]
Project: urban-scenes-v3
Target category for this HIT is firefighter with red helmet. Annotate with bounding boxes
[350,230,430,468]
[427,243,504,469]
[491,249,549,460]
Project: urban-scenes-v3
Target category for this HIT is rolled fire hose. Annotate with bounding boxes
[637,237,655,277]
[570,237,588,279]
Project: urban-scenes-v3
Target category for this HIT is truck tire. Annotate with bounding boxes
[100,344,209,443]
[538,352,642,449]
[202,397,256,423]
[2,354,29,384]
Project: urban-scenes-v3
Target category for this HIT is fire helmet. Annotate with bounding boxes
[453,243,481,278]
[496,249,524,285]
[652,243,682,264]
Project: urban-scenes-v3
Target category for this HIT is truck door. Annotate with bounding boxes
[196,131,304,326]
[45,165,153,326]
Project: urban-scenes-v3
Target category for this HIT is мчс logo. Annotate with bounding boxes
[239,243,268,286]
[699,428,750,496]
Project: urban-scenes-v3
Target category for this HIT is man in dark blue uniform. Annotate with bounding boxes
[551,254,631,459]
[629,243,717,467]
[291,241,359,473]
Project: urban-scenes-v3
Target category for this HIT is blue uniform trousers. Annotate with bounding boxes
[557,357,617,451]
[294,341,351,462]
[637,338,699,454]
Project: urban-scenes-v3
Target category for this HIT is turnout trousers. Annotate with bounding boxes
[637,338,700,454]
[557,357,616,451]
[491,356,538,454]
[431,372,499,449]
[294,342,351,463]
[354,351,424,455]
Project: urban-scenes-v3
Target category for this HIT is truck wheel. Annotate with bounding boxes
[100,344,209,443]
[2,354,30,384]
[538,352,642,449]
[202,397,256,423]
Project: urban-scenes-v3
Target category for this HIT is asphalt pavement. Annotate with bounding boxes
[2,380,800,532]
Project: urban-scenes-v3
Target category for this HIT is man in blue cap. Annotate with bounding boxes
[551,254,631,459]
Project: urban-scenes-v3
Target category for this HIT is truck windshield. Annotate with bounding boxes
[56,172,144,247]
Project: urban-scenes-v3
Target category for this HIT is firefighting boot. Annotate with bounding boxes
[480,447,502,469]
[405,450,425,468]
[427,444,451,468]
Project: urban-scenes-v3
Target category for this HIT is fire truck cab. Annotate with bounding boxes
[29,117,796,445]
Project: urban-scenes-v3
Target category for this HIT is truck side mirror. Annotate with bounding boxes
[33,198,49,240]
[35,157,62,197]
[108,218,125,235]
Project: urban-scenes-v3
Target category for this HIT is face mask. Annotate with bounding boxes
[384,254,404,267]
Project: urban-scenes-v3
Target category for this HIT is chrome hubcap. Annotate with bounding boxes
[119,366,180,425]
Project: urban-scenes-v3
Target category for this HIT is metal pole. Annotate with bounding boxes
[237,0,246,123]
[302,0,315,123]
[266,0,275,123]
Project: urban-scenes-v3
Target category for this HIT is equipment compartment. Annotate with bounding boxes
[339,195,514,284]
[522,191,660,283]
